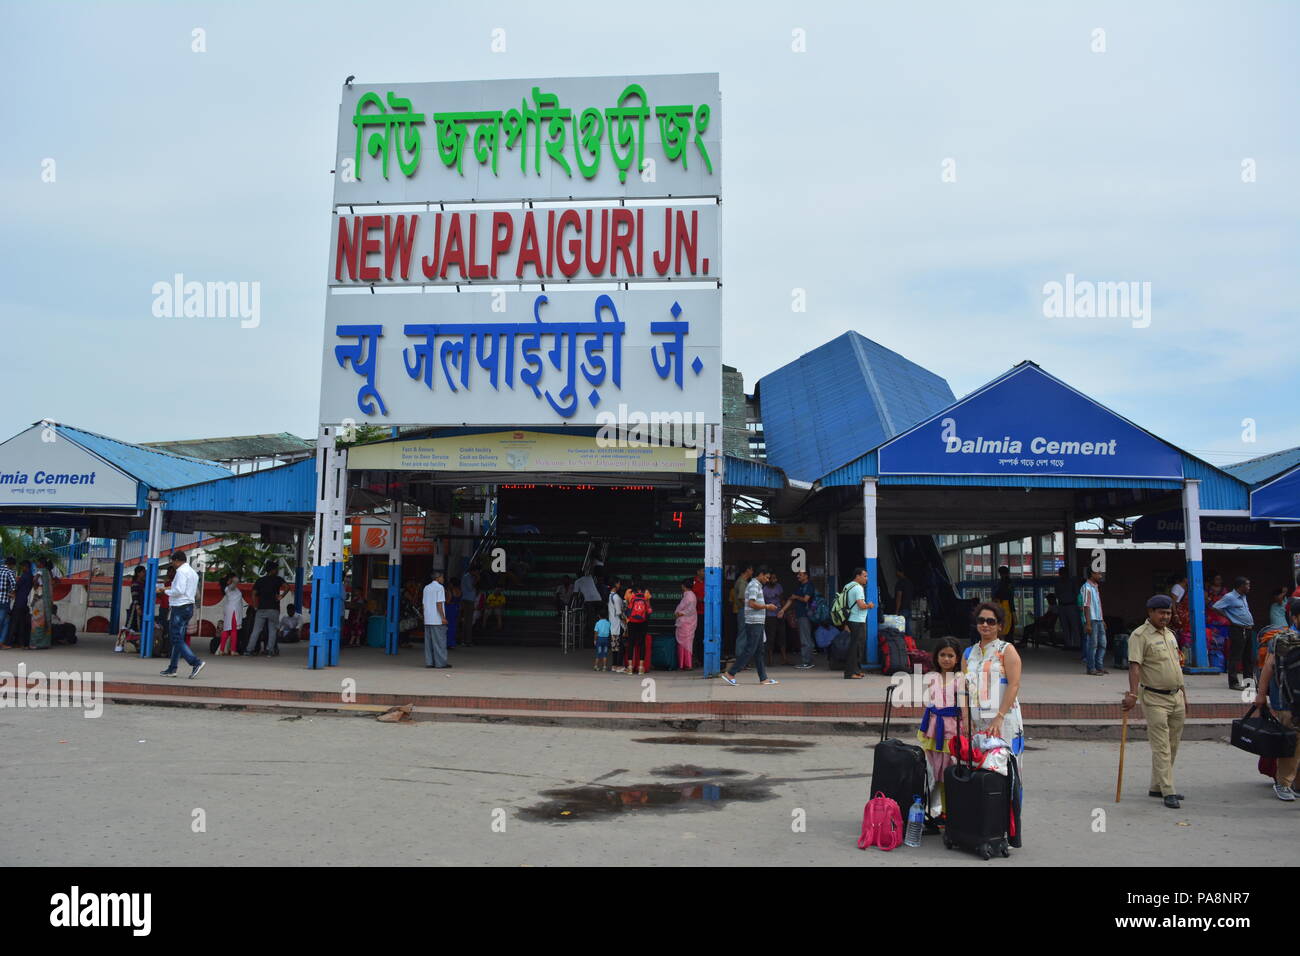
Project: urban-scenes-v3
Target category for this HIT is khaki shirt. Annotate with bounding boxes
[1128,621,1184,692]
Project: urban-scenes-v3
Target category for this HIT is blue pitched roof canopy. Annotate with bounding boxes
[56,424,231,494]
[756,332,955,483]
[816,363,1251,511]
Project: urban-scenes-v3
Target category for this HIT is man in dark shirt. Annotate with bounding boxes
[247,562,288,656]
[10,561,33,648]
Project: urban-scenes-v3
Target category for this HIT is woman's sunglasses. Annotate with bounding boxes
[976,617,999,625]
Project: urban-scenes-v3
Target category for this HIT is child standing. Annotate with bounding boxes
[216,574,244,656]
[674,578,697,670]
[593,614,612,671]
[918,637,964,819]
[487,587,506,630]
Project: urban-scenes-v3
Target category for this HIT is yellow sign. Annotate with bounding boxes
[347,431,699,473]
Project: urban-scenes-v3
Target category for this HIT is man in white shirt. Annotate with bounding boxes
[423,570,450,669]
[159,550,204,678]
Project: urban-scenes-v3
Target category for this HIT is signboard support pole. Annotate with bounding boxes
[108,537,124,635]
[1182,479,1213,673]
[1031,534,1044,618]
[385,501,403,655]
[293,529,307,616]
[309,426,347,669]
[823,511,839,597]
[863,478,880,670]
[140,498,163,658]
[703,426,724,677]
[1063,513,1077,580]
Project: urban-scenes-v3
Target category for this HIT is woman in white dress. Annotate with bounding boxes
[963,601,1025,846]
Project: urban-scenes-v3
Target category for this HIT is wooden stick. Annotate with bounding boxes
[1115,706,1129,803]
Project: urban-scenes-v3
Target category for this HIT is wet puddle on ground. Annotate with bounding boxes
[632,735,814,750]
[649,764,748,778]
[518,780,776,822]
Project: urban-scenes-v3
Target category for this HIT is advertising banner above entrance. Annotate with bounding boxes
[351,514,437,555]
[333,74,721,206]
[1131,510,1298,547]
[878,365,1183,479]
[329,203,719,287]
[1251,467,1300,523]
[0,427,139,508]
[348,430,700,474]
[321,289,720,426]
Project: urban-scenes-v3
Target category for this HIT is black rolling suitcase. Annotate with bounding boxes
[942,694,1016,860]
[869,684,928,818]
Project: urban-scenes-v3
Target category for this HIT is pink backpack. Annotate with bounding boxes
[857,791,903,851]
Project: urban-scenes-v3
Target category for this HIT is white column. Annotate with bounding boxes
[863,477,879,669]
[1183,479,1209,671]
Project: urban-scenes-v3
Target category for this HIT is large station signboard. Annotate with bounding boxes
[319,73,722,429]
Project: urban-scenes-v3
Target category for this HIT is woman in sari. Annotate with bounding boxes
[1205,572,1230,665]
[29,558,54,650]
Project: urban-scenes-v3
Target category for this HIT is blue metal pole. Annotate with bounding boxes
[864,478,880,670]
[108,538,124,635]
[386,560,402,655]
[140,558,158,658]
[1183,480,1213,673]
[308,561,343,669]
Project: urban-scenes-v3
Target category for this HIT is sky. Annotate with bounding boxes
[2,0,1297,468]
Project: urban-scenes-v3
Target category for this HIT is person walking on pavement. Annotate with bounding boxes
[0,556,16,648]
[1254,598,1300,801]
[422,570,451,669]
[1080,568,1107,676]
[1213,576,1254,690]
[729,564,753,662]
[718,567,778,686]
[1122,595,1186,808]
[246,562,287,656]
[159,551,204,678]
[843,567,875,679]
[790,570,815,669]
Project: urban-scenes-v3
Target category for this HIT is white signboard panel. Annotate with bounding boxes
[333,74,721,205]
[329,203,719,287]
[320,289,720,427]
[0,427,138,508]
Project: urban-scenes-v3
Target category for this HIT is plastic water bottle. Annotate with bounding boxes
[904,795,924,847]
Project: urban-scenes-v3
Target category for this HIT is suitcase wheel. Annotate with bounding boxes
[942,836,953,850]
[978,844,991,861]
[1000,844,1010,858]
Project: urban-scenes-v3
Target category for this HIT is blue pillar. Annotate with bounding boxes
[108,538,124,634]
[864,477,880,669]
[308,561,343,669]
[1182,480,1213,673]
[293,529,307,615]
[704,565,721,675]
[385,560,402,655]
[140,558,159,658]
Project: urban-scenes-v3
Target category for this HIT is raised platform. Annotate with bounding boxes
[2,637,1253,738]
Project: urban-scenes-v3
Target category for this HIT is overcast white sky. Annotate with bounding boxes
[2,0,1296,466]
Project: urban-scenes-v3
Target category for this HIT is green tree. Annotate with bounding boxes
[204,534,288,581]
[0,527,67,571]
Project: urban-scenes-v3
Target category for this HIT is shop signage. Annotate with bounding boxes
[351,514,437,555]
[878,365,1183,479]
[348,430,698,474]
[1132,510,1298,547]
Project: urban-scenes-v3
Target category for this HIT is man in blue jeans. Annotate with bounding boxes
[719,567,779,686]
[159,551,205,679]
[1079,569,1107,675]
[0,556,16,648]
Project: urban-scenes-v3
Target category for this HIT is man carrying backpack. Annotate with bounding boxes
[833,568,875,680]
[1254,597,1300,801]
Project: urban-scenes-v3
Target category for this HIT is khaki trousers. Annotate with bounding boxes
[1277,710,1299,789]
[1142,688,1186,796]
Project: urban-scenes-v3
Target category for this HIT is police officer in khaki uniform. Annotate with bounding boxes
[1122,594,1186,808]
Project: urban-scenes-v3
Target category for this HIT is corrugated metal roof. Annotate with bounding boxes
[701,454,787,490]
[755,332,954,483]
[56,424,231,496]
[1223,447,1300,487]
[142,432,314,462]
[161,457,316,513]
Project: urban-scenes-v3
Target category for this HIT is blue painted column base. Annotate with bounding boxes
[309,562,343,669]
[703,566,722,676]
[140,558,159,659]
[864,557,880,670]
[385,562,402,655]
[1183,559,1215,673]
